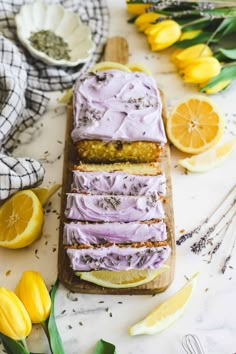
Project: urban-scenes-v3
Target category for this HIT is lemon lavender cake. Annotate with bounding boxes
[72,70,166,162]
[63,68,170,276]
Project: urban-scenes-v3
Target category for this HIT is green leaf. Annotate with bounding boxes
[174,32,214,48]
[200,64,236,91]
[0,333,29,354]
[127,15,139,24]
[214,17,236,38]
[94,339,116,354]
[47,279,65,354]
[218,48,236,60]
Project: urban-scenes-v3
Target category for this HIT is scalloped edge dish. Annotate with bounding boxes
[15,1,94,67]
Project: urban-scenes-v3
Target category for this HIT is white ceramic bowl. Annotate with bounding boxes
[15,2,94,67]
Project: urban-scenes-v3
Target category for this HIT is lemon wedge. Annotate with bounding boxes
[75,265,169,289]
[88,61,131,73]
[179,138,236,173]
[129,273,198,335]
[167,96,225,154]
[127,63,152,75]
[32,184,61,206]
[0,190,44,249]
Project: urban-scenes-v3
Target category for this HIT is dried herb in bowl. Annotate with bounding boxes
[29,30,71,61]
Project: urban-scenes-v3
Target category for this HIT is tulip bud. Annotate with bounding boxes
[15,271,51,324]
[182,57,221,84]
[145,20,181,51]
[174,44,213,69]
[135,12,162,32]
[0,287,31,340]
[126,2,150,15]
[179,29,202,41]
[171,48,183,65]
[200,79,231,94]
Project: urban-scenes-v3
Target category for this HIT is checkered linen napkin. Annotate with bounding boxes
[0,0,109,200]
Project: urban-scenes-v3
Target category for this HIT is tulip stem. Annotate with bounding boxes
[223,61,236,67]
[181,18,207,29]
[21,338,29,351]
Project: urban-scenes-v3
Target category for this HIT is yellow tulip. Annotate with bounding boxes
[126,3,151,15]
[0,287,31,340]
[145,20,181,51]
[135,12,162,32]
[179,29,202,41]
[183,57,221,84]
[200,79,231,94]
[15,271,51,324]
[174,44,213,69]
[171,48,183,65]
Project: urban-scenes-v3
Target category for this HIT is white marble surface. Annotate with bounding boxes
[1,1,236,354]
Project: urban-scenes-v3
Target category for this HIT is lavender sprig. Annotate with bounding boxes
[191,206,236,255]
[177,184,236,246]
[221,230,236,274]
[207,210,236,263]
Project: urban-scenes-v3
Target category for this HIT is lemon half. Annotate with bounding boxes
[167,96,225,154]
[0,190,44,249]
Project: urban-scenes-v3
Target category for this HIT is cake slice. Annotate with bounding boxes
[72,70,167,163]
[74,162,161,174]
[65,193,165,222]
[71,164,166,196]
[63,220,167,245]
[66,241,171,271]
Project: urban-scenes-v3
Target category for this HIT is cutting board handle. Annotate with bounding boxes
[103,36,129,65]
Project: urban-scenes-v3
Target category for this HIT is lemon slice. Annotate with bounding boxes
[0,190,44,249]
[179,138,236,173]
[58,88,73,105]
[167,96,225,154]
[75,265,169,289]
[88,61,131,73]
[127,63,152,76]
[129,273,198,336]
[32,184,61,206]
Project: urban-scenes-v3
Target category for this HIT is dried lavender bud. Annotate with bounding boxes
[221,255,231,274]
[97,196,121,210]
[79,108,102,127]
[147,193,158,208]
[212,242,222,254]
[191,235,208,255]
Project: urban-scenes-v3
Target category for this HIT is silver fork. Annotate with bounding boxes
[182,334,205,354]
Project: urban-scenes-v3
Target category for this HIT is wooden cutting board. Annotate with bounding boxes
[58,37,176,294]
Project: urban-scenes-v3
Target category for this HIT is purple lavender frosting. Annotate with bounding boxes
[65,193,165,222]
[63,221,167,245]
[67,244,171,271]
[72,170,166,196]
[72,70,167,143]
